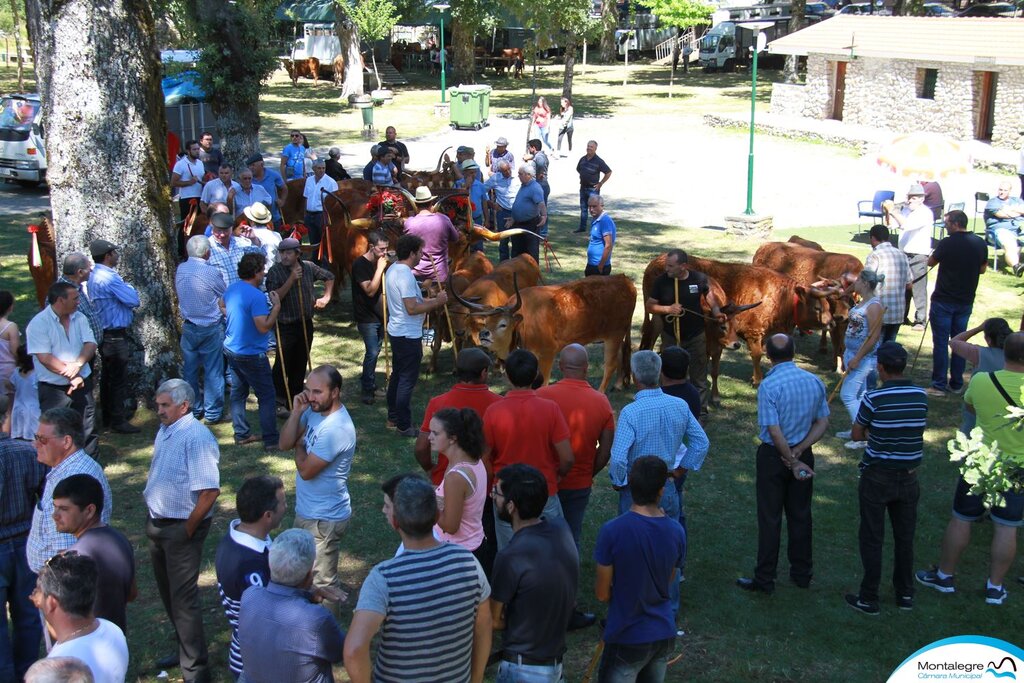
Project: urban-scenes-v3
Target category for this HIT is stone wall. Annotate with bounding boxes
[769,55,1024,151]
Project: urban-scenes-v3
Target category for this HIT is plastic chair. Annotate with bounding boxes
[974,192,989,233]
[933,201,964,241]
[857,190,895,231]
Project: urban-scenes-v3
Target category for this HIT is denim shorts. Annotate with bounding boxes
[951,475,1024,527]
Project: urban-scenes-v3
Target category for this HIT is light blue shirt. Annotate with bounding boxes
[454,177,487,223]
[511,178,545,224]
[88,263,139,329]
[281,143,306,181]
[233,184,273,218]
[252,169,285,221]
[296,407,356,521]
[757,361,830,445]
[384,263,424,339]
[175,257,226,326]
[608,388,709,487]
[25,306,96,384]
[144,414,221,519]
[483,172,517,210]
[201,179,242,207]
[587,212,616,267]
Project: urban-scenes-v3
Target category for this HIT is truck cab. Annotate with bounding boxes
[0,94,46,187]
[699,22,738,71]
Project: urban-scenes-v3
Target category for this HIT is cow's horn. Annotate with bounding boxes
[434,146,453,173]
[395,186,418,214]
[450,276,493,312]
[349,218,374,230]
[509,273,523,315]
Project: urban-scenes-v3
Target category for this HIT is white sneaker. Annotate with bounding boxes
[836,430,852,439]
[845,440,868,449]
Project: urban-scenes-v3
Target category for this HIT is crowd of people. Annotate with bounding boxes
[0,120,1022,683]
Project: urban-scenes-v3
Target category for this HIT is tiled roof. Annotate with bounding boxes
[767,16,1024,65]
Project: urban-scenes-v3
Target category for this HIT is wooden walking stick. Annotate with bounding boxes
[828,371,846,405]
[294,267,314,373]
[430,255,458,367]
[381,267,391,379]
[581,640,605,683]
[274,322,292,406]
[673,278,681,343]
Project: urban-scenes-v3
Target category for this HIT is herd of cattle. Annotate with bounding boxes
[25,159,867,398]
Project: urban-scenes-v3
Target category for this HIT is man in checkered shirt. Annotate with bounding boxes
[143,379,220,681]
[865,224,911,343]
[207,211,262,287]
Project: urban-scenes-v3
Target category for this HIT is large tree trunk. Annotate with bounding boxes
[452,18,474,85]
[561,33,577,101]
[10,0,24,90]
[335,6,364,100]
[24,0,180,402]
[784,0,805,83]
[599,0,618,63]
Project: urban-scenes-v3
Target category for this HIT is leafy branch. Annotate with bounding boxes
[948,391,1024,509]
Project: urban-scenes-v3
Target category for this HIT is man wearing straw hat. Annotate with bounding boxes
[404,185,461,284]
[265,238,334,412]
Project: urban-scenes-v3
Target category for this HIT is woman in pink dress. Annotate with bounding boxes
[429,407,488,564]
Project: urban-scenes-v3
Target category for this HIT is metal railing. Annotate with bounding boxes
[653,28,704,63]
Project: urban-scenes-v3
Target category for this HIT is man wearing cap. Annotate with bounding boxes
[404,185,462,283]
[172,139,206,221]
[208,212,263,288]
[302,159,340,262]
[984,180,1024,276]
[200,164,240,216]
[844,341,927,615]
[247,154,287,228]
[325,147,350,182]
[509,164,546,263]
[926,209,988,397]
[488,137,515,176]
[87,239,141,434]
[265,238,335,409]
[574,140,612,234]
[233,168,274,219]
[379,126,409,177]
[26,283,98,455]
[887,183,933,331]
[176,235,227,424]
[484,161,517,261]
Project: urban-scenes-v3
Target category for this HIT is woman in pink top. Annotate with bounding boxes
[430,407,487,558]
[531,96,553,152]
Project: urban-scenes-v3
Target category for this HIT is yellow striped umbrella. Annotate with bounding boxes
[876,132,971,180]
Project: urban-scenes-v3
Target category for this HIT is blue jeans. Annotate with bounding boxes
[386,334,422,431]
[497,659,563,683]
[840,355,877,423]
[930,299,972,391]
[597,637,675,683]
[225,349,279,447]
[0,535,42,681]
[537,125,553,151]
[357,322,384,394]
[579,187,599,232]
[558,487,592,553]
[495,494,563,551]
[181,320,225,420]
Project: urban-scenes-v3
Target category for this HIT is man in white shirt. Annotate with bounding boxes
[172,140,206,220]
[384,234,449,436]
[303,159,340,263]
[199,164,241,215]
[33,552,129,683]
[888,183,933,331]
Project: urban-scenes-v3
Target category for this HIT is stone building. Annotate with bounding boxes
[767,16,1024,149]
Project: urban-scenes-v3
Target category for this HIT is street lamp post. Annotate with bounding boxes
[739,22,771,216]
[434,4,450,103]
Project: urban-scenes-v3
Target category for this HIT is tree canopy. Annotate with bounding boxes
[644,0,713,29]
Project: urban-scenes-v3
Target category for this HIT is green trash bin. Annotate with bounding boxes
[361,105,374,130]
[448,85,492,130]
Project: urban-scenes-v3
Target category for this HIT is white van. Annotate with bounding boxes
[0,94,46,187]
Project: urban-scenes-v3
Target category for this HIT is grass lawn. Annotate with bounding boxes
[2,58,1021,683]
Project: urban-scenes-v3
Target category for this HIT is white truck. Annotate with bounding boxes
[615,13,678,59]
[699,3,801,71]
[0,94,46,187]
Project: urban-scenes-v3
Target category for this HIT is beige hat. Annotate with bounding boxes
[243,202,273,225]
[413,186,437,203]
[907,183,925,197]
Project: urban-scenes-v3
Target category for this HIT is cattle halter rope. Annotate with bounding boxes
[430,255,458,367]
[673,279,681,343]
[275,322,292,405]
[295,266,314,373]
[380,267,391,378]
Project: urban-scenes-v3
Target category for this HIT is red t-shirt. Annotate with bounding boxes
[483,389,571,496]
[537,379,615,491]
[420,384,504,486]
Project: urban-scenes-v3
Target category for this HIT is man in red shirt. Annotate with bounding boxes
[484,349,574,551]
[415,348,503,576]
[536,344,615,553]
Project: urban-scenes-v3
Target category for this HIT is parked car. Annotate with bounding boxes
[806,2,837,17]
[923,2,956,15]
[957,2,1021,16]
[838,2,892,14]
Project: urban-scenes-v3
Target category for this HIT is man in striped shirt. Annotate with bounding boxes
[846,341,927,615]
[345,477,491,683]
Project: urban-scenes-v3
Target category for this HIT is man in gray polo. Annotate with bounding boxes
[144,379,220,681]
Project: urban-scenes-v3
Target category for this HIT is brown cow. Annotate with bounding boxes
[641,256,834,399]
[400,148,459,192]
[28,216,56,309]
[752,241,862,370]
[787,235,823,251]
[494,48,524,78]
[283,57,321,86]
[455,274,636,393]
[447,255,543,346]
[331,55,345,87]
[425,251,495,373]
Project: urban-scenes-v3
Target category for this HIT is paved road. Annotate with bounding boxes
[0,180,49,218]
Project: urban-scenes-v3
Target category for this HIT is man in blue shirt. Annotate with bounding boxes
[454,160,488,253]
[738,334,828,595]
[247,154,287,228]
[585,194,615,276]
[595,456,685,682]
[87,239,140,434]
[483,161,517,261]
[984,180,1024,275]
[279,130,307,182]
[279,364,356,620]
[224,252,282,450]
[509,164,547,263]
